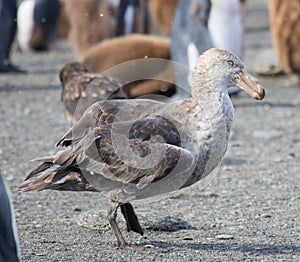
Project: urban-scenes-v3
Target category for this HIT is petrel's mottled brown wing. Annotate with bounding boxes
[60,62,127,125]
[17,114,195,193]
[56,98,165,147]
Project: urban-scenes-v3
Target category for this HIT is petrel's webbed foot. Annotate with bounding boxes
[120,203,144,235]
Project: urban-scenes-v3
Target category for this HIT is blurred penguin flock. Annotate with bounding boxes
[14,0,300,123]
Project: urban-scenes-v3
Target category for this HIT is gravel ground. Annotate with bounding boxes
[1,1,299,261]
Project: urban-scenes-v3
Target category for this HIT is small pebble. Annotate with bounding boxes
[215,218,235,226]
[182,237,193,241]
[144,244,155,249]
[23,107,31,115]
[260,213,272,218]
[281,249,293,254]
[215,234,234,240]
[291,195,300,201]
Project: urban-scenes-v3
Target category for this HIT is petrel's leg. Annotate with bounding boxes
[108,203,170,250]
[120,203,144,235]
[108,203,134,249]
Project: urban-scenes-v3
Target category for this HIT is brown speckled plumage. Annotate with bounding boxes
[60,62,127,125]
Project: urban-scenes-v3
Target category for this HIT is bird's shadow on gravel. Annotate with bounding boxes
[149,241,300,255]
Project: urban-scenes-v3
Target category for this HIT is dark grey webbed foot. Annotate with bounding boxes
[120,203,144,235]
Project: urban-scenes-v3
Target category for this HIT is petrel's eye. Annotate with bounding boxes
[227,60,235,66]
